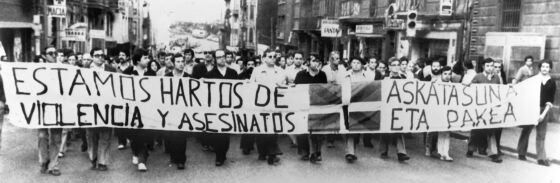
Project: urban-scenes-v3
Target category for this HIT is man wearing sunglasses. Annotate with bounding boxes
[36,46,63,176]
[86,48,117,172]
[248,49,289,165]
[44,46,57,63]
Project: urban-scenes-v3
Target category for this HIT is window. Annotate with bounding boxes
[501,0,521,32]
[249,29,253,43]
[250,5,254,19]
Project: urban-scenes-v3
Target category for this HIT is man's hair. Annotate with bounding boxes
[483,58,494,65]
[539,59,553,69]
[90,47,103,56]
[524,55,534,62]
[399,56,408,62]
[263,49,275,57]
[172,53,184,62]
[388,57,399,64]
[183,49,194,58]
[131,48,148,65]
[293,51,304,58]
[350,57,364,65]
[442,66,452,73]
[225,51,234,57]
[157,51,166,57]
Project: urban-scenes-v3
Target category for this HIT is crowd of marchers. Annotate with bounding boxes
[0,46,555,176]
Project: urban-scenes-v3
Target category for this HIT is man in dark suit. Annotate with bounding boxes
[202,50,239,166]
[86,48,117,171]
[163,53,190,170]
[122,49,153,171]
[191,51,215,151]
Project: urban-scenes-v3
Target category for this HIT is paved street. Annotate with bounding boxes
[0,121,559,183]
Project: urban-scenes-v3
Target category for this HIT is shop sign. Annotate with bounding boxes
[440,0,453,16]
[385,19,405,30]
[64,28,86,41]
[48,5,66,18]
[321,19,341,38]
[356,25,373,34]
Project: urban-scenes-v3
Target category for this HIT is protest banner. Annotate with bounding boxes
[0,62,540,134]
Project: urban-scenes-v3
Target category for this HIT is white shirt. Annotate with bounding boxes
[134,66,146,76]
[250,65,287,85]
[90,63,104,71]
[321,64,346,84]
[228,63,241,74]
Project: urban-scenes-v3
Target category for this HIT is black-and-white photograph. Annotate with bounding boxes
[0,0,558,182]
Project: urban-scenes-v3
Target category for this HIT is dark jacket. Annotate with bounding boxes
[192,62,211,79]
[164,71,190,78]
[203,67,238,80]
[122,65,144,76]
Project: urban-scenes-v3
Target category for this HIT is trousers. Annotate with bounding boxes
[38,128,62,170]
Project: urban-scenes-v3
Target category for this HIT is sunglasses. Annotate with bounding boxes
[47,52,55,55]
[93,54,103,58]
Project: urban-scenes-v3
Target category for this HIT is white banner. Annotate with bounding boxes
[0,63,541,134]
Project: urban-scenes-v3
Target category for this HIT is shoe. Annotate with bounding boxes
[132,156,139,165]
[300,155,310,161]
[90,159,98,170]
[345,154,356,163]
[81,143,88,152]
[398,153,410,162]
[242,149,251,155]
[537,159,550,167]
[440,156,453,162]
[177,163,185,170]
[380,152,389,159]
[48,169,61,176]
[138,163,147,172]
[310,153,318,163]
[118,144,125,150]
[478,150,488,155]
[97,164,108,171]
[518,155,527,161]
[327,142,335,148]
[430,152,441,159]
[258,154,266,161]
[57,152,65,158]
[267,155,279,165]
[489,155,502,163]
[215,160,224,166]
[466,151,474,158]
[40,163,48,174]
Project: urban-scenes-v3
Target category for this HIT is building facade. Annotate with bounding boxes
[0,0,34,62]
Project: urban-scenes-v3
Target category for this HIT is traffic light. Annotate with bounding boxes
[406,10,417,37]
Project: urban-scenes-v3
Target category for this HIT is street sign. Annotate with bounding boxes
[321,19,341,38]
[48,5,66,18]
[440,0,453,16]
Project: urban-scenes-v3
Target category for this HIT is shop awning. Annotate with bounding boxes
[0,22,33,28]
[355,33,384,38]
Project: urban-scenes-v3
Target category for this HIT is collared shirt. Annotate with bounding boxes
[228,63,241,74]
[218,66,227,77]
[321,64,346,84]
[134,66,146,76]
[515,65,534,83]
[250,65,287,85]
[348,71,369,82]
[157,67,171,76]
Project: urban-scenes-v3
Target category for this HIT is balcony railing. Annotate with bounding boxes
[298,17,320,30]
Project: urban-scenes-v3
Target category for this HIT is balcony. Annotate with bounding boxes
[297,17,320,31]
[87,0,109,9]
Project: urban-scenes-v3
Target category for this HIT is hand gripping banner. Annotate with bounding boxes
[0,63,541,134]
